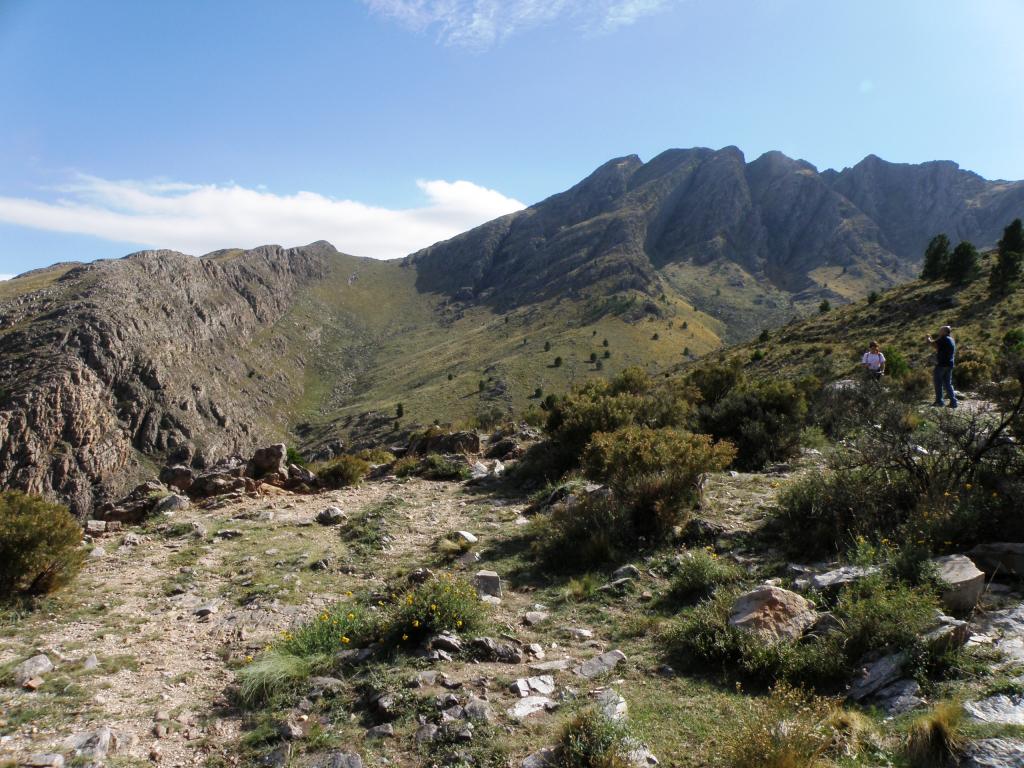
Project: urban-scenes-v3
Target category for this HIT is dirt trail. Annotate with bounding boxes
[0,478,502,767]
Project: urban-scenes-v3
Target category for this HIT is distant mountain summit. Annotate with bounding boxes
[2,147,1023,514]
[409,146,1024,318]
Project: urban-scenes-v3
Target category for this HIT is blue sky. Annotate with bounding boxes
[1,0,1023,277]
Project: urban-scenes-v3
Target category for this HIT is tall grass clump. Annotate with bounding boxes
[0,491,85,599]
[662,549,744,605]
[315,454,370,488]
[904,701,964,768]
[552,709,631,768]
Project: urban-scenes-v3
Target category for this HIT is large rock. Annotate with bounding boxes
[727,585,817,642]
[575,650,627,679]
[794,565,877,592]
[961,738,1024,767]
[247,444,288,479]
[847,652,906,701]
[968,543,1024,578]
[474,570,502,598]
[159,464,194,492]
[932,554,985,613]
[507,695,553,720]
[12,654,53,686]
[94,481,167,523]
[965,694,1024,725]
[62,727,115,760]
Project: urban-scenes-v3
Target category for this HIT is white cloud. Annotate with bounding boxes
[0,175,526,259]
[363,0,675,48]
[0,274,12,281]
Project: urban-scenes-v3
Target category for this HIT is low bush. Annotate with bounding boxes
[392,455,420,477]
[378,573,486,649]
[882,345,910,379]
[418,454,471,481]
[723,685,870,768]
[552,709,631,768]
[354,447,396,464]
[582,426,734,541]
[316,455,370,488]
[236,650,316,708]
[698,379,810,470]
[530,495,622,571]
[773,468,918,558]
[0,491,85,599]
[663,549,744,605]
[665,571,940,691]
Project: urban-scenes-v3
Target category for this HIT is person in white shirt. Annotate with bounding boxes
[861,341,886,380]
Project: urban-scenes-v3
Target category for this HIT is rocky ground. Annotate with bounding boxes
[3,455,1024,768]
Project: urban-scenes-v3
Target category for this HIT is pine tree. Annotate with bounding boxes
[818,299,831,313]
[395,403,404,418]
[946,241,980,284]
[921,234,951,280]
[991,219,1024,296]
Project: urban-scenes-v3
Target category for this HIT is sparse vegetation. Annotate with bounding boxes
[315,454,370,488]
[552,710,632,768]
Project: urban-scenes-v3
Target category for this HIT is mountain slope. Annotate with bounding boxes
[2,147,1024,514]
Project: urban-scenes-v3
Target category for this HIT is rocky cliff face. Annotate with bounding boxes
[0,243,335,515]
[408,147,1024,308]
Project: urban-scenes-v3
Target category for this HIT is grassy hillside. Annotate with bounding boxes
[715,249,1024,387]
[249,253,725,451]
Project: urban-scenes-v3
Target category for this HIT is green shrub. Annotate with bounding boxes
[953,346,993,390]
[530,495,622,571]
[582,426,735,540]
[379,573,486,649]
[0,491,84,599]
[666,572,939,691]
[276,602,377,657]
[882,345,910,379]
[773,468,918,558]
[236,650,316,708]
[286,445,307,467]
[418,454,471,481]
[316,455,370,488]
[663,549,744,605]
[392,455,420,477]
[699,379,809,470]
[553,710,631,768]
[354,447,396,464]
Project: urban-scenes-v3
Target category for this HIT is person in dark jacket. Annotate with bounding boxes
[927,325,957,408]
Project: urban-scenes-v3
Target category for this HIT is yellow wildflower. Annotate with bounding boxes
[341,636,351,644]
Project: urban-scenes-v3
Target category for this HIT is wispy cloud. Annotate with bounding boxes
[0,275,12,281]
[363,0,675,48]
[0,175,526,259]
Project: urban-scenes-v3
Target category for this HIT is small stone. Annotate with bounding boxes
[575,650,627,679]
[12,654,53,686]
[474,570,502,597]
[154,494,190,514]
[454,530,478,544]
[22,677,44,690]
[85,520,107,535]
[277,719,305,740]
[598,577,633,593]
[511,679,531,698]
[870,679,923,716]
[564,627,594,640]
[431,633,464,653]
[611,565,641,581]
[215,529,243,539]
[530,659,573,673]
[326,752,363,768]
[365,723,394,739]
[527,675,555,695]
[89,546,106,558]
[464,696,494,723]
[507,695,553,719]
[480,594,501,605]
[847,652,907,701]
[83,654,99,671]
[316,507,346,526]
[594,688,628,720]
[411,670,438,688]
[21,755,64,768]
[194,603,219,618]
[415,724,439,744]
[154,710,171,722]
[524,611,550,626]
[522,747,557,768]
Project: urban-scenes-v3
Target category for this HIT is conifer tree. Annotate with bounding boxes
[921,234,951,280]
[990,219,1024,296]
[946,241,980,284]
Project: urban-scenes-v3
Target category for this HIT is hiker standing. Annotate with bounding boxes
[927,325,957,408]
[861,341,886,381]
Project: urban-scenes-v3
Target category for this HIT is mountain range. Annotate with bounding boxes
[2,146,1023,514]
